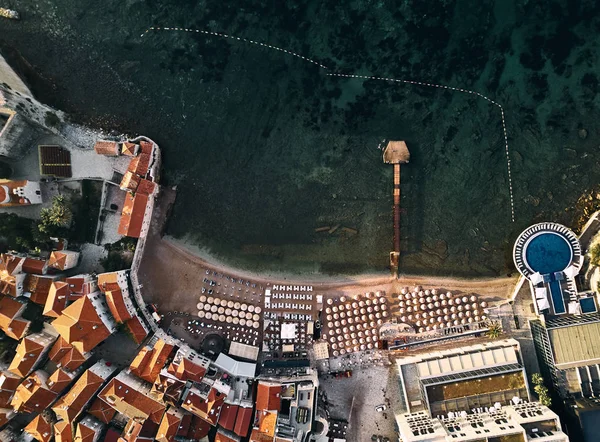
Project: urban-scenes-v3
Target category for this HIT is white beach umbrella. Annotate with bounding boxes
[327,298,333,305]
[480,301,488,308]
[457,305,464,312]
[219,314,226,322]
[240,318,246,326]
[255,306,262,314]
[211,305,218,313]
[340,296,347,302]
[332,306,338,313]
[207,296,214,304]
[206,312,213,320]
[220,299,228,307]
[458,312,464,318]
[198,311,205,318]
[226,316,233,323]
[197,303,204,310]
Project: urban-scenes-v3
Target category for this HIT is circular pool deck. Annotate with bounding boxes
[513,222,582,278]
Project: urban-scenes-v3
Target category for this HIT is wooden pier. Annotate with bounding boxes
[383,141,410,274]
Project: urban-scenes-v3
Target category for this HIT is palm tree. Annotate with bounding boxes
[485,320,502,339]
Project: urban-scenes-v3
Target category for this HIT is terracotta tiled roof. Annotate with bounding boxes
[0,253,23,275]
[121,142,139,157]
[76,417,102,442]
[136,179,156,196]
[105,289,132,323]
[167,354,207,383]
[22,257,47,275]
[48,250,79,271]
[47,368,75,393]
[125,316,149,345]
[181,386,226,426]
[234,406,253,437]
[0,372,21,408]
[216,430,240,442]
[98,376,166,424]
[54,421,73,442]
[97,271,124,292]
[88,397,117,424]
[94,141,119,156]
[219,403,239,432]
[119,171,141,192]
[118,192,148,238]
[256,382,281,412]
[103,428,120,442]
[139,140,154,155]
[130,339,176,384]
[24,274,54,305]
[52,295,111,353]
[24,414,53,442]
[250,410,278,441]
[11,371,57,413]
[0,296,29,340]
[48,336,72,363]
[151,372,185,405]
[120,419,158,442]
[187,415,212,440]
[52,369,105,423]
[65,275,97,296]
[59,346,88,371]
[127,153,151,177]
[43,281,70,317]
[8,335,48,377]
[156,407,183,442]
[250,428,275,442]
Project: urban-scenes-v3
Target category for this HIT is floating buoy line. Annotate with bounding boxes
[141,26,515,222]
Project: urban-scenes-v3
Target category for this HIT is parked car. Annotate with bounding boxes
[375,404,387,412]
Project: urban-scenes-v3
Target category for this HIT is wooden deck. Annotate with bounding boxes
[384,140,409,272]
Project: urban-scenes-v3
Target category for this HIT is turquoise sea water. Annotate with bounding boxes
[1,1,600,276]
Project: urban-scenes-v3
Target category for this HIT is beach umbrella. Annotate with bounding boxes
[434,301,440,308]
[348,317,354,324]
[426,297,432,303]
[333,313,339,320]
[333,350,339,357]
[401,287,408,295]
[199,295,207,302]
[415,313,421,320]
[481,315,487,321]
[416,320,422,327]
[453,319,460,326]
[464,304,471,311]
[374,305,380,312]
[352,302,359,309]
[450,306,457,313]
[220,299,228,306]
[381,304,387,311]
[446,321,453,328]
[474,309,480,315]
[198,311,205,318]
[425,326,431,331]
[327,298,333,305]
[446,291,452,297]
[439,293,446,300]
[480,301,488,308]
[458,312,464,318]
[457,305,464,312]
[370,321,377,328]
[203,304,211,312]
[428,303,434,309]
[462,296,469,303]
[352,338,358,345]
[227,300,234,308]
[332,306,338,313]
[451,313,457,320]
[240,318,246,326]
[248,305,255,313]
[341,319,347,326]
[226,316,232,323]
[367,307,373,313]
[468,317,474,323]
[211,305,218,313]
[439,322,444,329]
[425,289,431,296]
[234,302,241,309]
[339,304,346,311]
[448,299,455,306]
[326,315,332,321]
[461,318,467,325]
[475,315,481,321]
[225,308,231,315]
[437,317,444,323]
[331,343,338,350]
[400,316,407,322]
[433,295,439,302]
[367,343,374,349]
[255,306,261,314]
[207,296,214,304]
[340,349,346,355]
[232,310,239,318]
[418,327,424,333]
[407,314,414,321]
[340,296,346,302]
[343,327,349,334]
[340,312,346,319]
[444,315,450,321]
[470,295,477,302]
[455,297,462,305]
[219,314,226,322]
[359,301,365,307]
[429,318,435,324]
[465,311,472,318]
[197,302,204,310]
[441,300,448,306]
[399,308,406,315]
[233,317,239,324]
[206,312,213,320]
[218,307,224,314]
[334,320,340,327]
[415,286,422,292]
[337,335,344,342]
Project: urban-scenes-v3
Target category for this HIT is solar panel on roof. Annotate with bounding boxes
[38,145,72,177]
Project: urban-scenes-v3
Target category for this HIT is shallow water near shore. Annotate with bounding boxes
[1,1,600,277]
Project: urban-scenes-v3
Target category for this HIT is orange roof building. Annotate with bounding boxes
[0,408,15,428]
[119,171,141,193]
[54,421,73,442]
[22,257,48,275]
[48,250,80,271]
[88,397,117,424]
[130,338,177,384]
[98,372,166,425]
[65,274,98,297]
[139,140,154,155]
[0,371,21,408]
[250,410,277,441]
[118,191,148,238]
[105,289,133,323]
[52,294,115,354]
[43,281,70,317]
[8,331,56,378]
[156,407,186,442]
[167,347,210,383]
[0,180,42,206]
[125,316,149,345]
[94,141,120,156]
[256,381,282,412]
[219,403,239,432]
[127,153,151,177]
[181,385,226,426]
[234,406,254,438]
[11,370,58,413]
[121,142,139,157]
[136,179,156,196]
[216,430,241,442]
[97,271,127,292]
[151,371,186,406]
[24,274,55,305]
[119,419,159,442]
[76,415,105,442]
[53,361,115,425]
[48,336,89,371]
[24,414,53,442]
[47,368,76,394]
[0,296,30,340]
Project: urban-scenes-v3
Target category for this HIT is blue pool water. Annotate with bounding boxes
[580,297,597,314]
[525,232,572,274]
[549,280,566,314]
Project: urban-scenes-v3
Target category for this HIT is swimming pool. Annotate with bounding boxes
[525,232,573,275]
[548,280,566,314]
[580,297,597,314]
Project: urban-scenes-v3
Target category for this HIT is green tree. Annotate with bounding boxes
[532,373,543,385]
[590,242,600,267]
[532,373,552,407]
[485,320,502,339]
[39,195,72,234]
